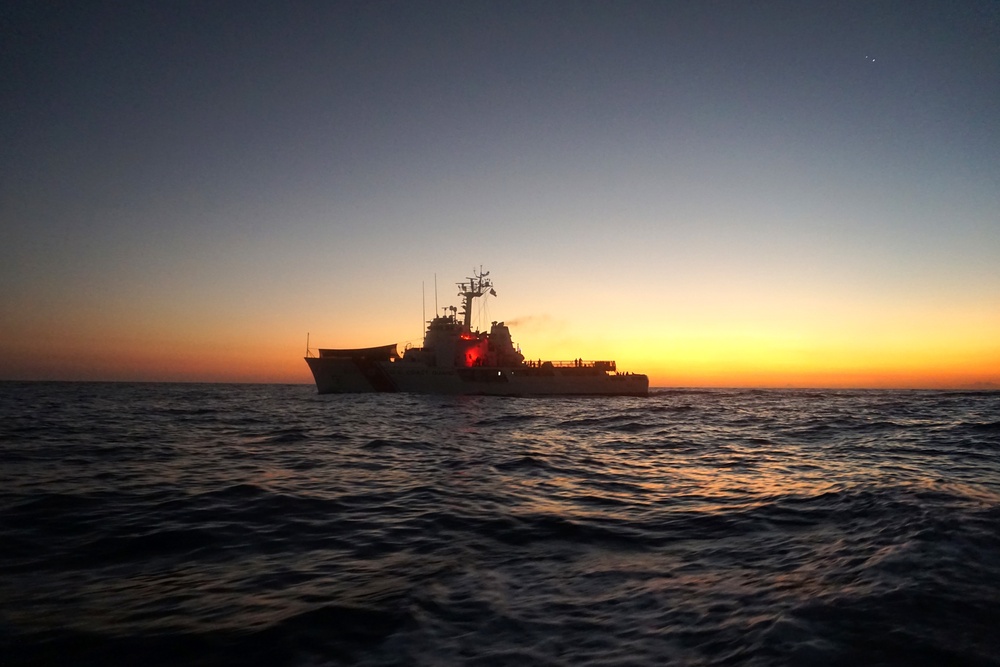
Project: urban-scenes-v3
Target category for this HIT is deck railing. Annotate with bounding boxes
[524,360,616,371]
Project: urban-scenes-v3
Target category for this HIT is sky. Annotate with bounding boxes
[2,0,999,388]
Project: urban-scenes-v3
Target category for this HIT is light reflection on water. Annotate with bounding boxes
[0,383,998,666]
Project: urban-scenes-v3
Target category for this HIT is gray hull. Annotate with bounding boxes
[305,357,648,396]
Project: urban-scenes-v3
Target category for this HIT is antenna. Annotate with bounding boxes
[422,281,426,333]
[434,273,438,318]
[305,332,310,357]
[456,265,494,329]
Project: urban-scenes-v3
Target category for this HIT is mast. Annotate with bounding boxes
[456,266,494,329]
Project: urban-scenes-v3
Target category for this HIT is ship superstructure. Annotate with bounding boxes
[305,269,648,396]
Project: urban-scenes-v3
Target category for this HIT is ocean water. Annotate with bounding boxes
[1,383,999,667]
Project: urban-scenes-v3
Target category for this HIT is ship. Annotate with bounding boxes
[305,269,649,396]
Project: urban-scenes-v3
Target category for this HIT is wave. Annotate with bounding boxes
[361,438,436,450]
[968,420,1000,432]
[3,383,998,667]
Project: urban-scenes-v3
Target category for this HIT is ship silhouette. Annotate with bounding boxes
[305,269,648,396]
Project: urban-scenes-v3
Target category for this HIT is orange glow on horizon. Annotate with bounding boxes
[2,292,997,389]
[3,339,997,389]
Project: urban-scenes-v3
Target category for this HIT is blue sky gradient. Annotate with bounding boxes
[2,1,998,385]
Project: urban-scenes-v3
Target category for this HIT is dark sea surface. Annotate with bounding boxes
[2,382,999,666]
